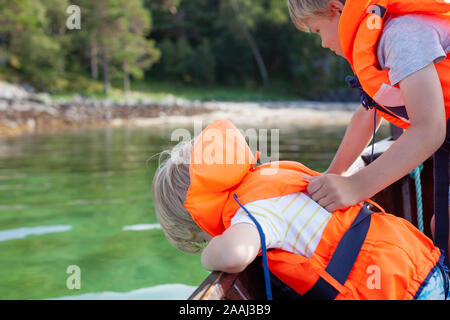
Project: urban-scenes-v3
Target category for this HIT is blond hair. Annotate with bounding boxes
[151,138,207,254]
[287,0,346,32]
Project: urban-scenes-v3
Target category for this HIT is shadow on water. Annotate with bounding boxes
[0,123,390,299]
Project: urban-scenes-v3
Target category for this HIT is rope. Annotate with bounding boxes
[409,164,424,233]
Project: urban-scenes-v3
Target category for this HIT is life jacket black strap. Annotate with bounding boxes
[299,205,373,300]
[345,75,405,123]
[433,119,450,267]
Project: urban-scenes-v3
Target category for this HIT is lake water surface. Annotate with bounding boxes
[0,123,389,299]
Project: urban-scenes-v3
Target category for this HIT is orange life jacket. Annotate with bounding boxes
[339,0,450,267]
[184,119,442,299]
[338,0,450,129]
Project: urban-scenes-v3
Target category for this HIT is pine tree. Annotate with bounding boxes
[0,0,68,90]
[78,0,160,94]
[114,0,160,94]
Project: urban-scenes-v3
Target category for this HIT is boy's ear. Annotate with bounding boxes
[328,0,344,15]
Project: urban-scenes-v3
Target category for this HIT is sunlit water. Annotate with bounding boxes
[0,122,389,299]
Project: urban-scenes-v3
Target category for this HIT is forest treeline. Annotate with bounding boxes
[0,0,355,99]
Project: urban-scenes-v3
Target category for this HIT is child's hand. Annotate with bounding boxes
[304,174,362,212]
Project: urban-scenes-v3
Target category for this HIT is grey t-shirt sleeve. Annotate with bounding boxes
[377,15,448,86]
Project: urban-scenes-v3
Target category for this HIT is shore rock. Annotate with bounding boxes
[0,81,359,138]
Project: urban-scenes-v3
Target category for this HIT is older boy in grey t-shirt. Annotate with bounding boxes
[377,12,450,203]
[288,0,450,275]
[377,13,450,92]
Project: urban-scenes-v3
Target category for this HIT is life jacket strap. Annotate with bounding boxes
[233,193,373,300]
[233,193,273,300]
[433,119,450,267]
[300,205,373,300]
[346,75,382,112]
[345,75,403,121]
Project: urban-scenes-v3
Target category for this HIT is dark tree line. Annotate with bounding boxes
[0,0,354,99]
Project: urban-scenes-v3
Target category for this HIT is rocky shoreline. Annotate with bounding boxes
[0,81,360,138]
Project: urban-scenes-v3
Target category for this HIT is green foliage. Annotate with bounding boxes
[157,38,215,84]
[113,0,161,81]
[190,39,215,83]
[0,0,67,90]
[0,0,351,98]
[147,0,350,97]
[14,31,66,91]
[158,38,193,81]
[0,0,161,92]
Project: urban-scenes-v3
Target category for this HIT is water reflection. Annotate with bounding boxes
[0,225,72,242]
[123,224,161,231]
[50,283,197,300]
[0,123,390,299]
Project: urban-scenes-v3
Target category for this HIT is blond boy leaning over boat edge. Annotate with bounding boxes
[151,119,449,299]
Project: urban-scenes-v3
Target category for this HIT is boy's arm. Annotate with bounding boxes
[327,104,383,175]
[201,223,261,273]
[307,62,446,212]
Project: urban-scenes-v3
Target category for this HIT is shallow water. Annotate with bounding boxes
[0,123,389,299]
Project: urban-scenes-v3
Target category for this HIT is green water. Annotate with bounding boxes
[0,123,389,300]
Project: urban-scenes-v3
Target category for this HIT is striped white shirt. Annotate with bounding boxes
[230,192,332,258]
